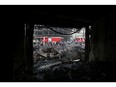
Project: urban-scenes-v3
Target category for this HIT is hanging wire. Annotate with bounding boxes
[44,25,81,35]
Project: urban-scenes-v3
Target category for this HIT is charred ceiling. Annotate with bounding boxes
[23,5,115,28]
[1,5,114,28]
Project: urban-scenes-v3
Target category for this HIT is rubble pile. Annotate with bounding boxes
[33,42,85,62]
[32,41,89,81]
[32,42,110,82]
[32,60,108,81]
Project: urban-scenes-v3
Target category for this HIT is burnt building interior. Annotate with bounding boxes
[1,5,116,82]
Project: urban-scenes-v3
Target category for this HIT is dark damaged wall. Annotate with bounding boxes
[89,14,116,62]
[13,23,33,81]
[12,23,26,81]
[0,7,28,81]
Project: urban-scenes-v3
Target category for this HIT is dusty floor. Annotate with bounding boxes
[32,59,111,82]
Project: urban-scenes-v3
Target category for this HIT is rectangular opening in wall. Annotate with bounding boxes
[33,24,85,81]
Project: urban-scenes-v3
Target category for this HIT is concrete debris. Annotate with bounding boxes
[32,61,107,81]
[37,62,61,70]
[33,41,85,62]
[32,41,87,81]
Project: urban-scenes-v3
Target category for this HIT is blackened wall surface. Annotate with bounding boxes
[89,14,116,62]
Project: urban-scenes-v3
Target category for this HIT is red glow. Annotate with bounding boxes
[51,37,61,42]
